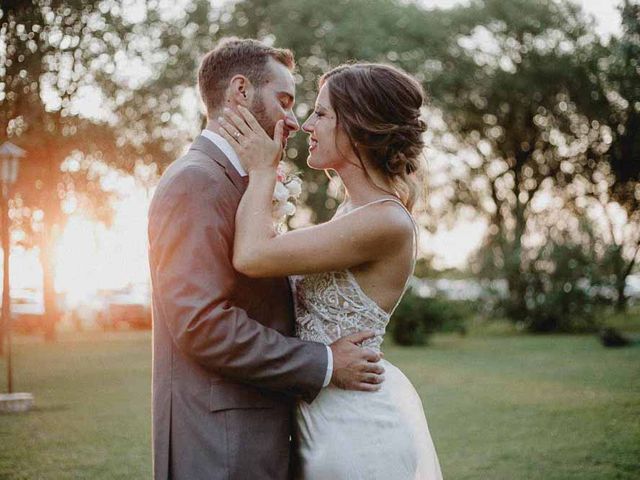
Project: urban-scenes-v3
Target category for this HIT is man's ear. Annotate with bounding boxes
[228,74,253,107]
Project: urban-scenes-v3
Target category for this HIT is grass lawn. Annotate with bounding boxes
[0,329,638,479]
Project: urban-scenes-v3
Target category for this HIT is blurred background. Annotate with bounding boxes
[0,0,638,478]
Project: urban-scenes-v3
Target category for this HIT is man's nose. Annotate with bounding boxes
[285,112,300,132]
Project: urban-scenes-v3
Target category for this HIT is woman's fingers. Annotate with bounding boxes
[223,106,285,149]
[237,106,263,133]
[218,119,242,145]
[217,106,283,171]
[223,107,253,135]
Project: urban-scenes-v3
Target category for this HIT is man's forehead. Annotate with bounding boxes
[265,58,296,97]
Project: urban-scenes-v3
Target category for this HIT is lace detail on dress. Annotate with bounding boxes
[293,270,389,352]
[293,198,418,354]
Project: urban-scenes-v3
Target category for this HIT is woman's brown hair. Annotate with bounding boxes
[320,63,426,211]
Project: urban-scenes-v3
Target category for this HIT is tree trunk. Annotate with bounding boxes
[507,176,528,321]
[615,280,627,313]
[0,194,7,357]
[40,224,59,342]
[615,241,640,314]
[504,235,527,321]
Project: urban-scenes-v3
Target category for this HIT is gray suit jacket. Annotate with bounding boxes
[148,136,328,480]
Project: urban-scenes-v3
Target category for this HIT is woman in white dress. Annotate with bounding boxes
[219,62,443,480]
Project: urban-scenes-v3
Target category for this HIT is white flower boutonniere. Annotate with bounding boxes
[273,162,302,230]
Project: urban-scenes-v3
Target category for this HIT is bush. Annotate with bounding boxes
[390,290,472,345]
[474,223,615,333]
[517,241,607,333]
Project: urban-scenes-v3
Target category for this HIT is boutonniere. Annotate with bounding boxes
[272,162,302,230]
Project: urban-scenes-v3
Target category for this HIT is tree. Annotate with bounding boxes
[2,0,457,347]
[102,0,462,221]
[1,0,138,342]
[590,0,640,311]
[425,0,614,322]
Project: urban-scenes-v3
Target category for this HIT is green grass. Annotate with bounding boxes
[0,332,151,479]
[602,307,640,332]
[0,330,639,479]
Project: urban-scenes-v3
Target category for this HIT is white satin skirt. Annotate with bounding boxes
[295,359,443,480]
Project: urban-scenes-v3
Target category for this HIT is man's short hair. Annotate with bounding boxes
[198,37,295,118]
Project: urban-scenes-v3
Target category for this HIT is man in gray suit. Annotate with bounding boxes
[148,38,385,479]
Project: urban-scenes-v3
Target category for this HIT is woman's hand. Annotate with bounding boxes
[218,106,284,175]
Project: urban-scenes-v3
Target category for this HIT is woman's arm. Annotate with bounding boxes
[234,192,412,277]
[219,106,412,278]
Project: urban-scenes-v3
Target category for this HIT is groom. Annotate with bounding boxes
[148,38,385,480]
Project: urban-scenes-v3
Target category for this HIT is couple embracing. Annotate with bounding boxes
[148,37,443,480]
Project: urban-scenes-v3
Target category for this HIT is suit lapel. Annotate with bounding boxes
[190,137,294,326]
[190,135,247,194]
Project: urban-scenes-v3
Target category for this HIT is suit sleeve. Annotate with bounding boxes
[148,164,328,401]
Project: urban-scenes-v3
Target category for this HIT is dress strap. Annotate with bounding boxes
[347,197,418,262]
[346,197,419,315]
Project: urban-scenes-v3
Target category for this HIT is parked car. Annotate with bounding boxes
[66,293,109,331]
[11,289,45,334]
[99,287,152,330]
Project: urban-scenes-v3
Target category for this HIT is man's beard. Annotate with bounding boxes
[250,91,276,138]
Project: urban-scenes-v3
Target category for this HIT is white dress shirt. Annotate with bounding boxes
[200,129,334,388]
[200,129,248,177]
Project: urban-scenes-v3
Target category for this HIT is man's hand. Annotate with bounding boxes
[330,331,385,392]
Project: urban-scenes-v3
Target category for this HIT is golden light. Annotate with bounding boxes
[54,187,152,305]
[14,179,153,312]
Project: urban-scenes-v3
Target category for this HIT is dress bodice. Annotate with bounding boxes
[292,198,417,353]
[292,270,391,352]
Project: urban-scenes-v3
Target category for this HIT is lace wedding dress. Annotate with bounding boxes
[292,198,444,480]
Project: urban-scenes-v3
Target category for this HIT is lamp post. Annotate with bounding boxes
[0,141,33,413]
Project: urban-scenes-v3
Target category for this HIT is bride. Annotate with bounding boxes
[219,62,443,480]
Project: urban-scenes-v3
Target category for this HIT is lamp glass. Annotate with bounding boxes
[0,155,19,185]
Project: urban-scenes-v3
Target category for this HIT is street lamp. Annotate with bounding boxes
[0,141,33,413]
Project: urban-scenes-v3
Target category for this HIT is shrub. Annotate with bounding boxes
[473,223,616,333]
[390,290,471,345]
[518,241,608,333]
